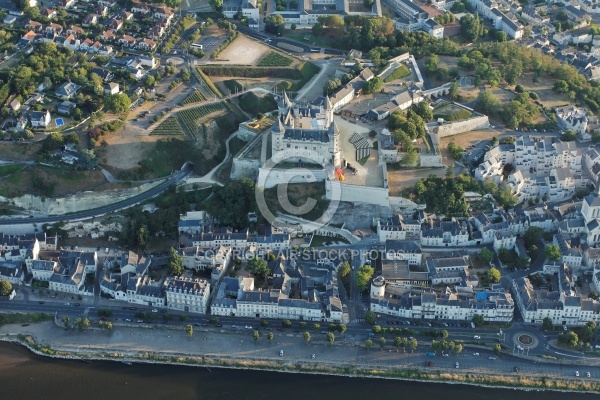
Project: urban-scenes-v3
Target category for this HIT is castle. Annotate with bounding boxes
[271,92,341,168]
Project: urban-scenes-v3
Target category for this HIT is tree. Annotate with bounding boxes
[378,337,386,350]
[143,75,155,88]
[542,317,553,331]
[247,258,269,279]
[304,331,311,345]
[558,331,578,347]
[365,339,373,350]
[363,77,383,94]
[356,265,375,292]
[313,323,321,331]
[0,279,12,296]
[209,0,223,11]
[168,247,184,276]
[478,248,493,264]
[544,244,561,261]
[413,101,433,121]
[186,324,194,338]
[460,13,485,41]
[592,130,600,144]
[472,314,484,327]
[327,332,335,346]
[494,343,501,355]
[252,330,260,342]
[581,321,597,342]
[338,262,351,278]
[408,338,418,352]
[401,151,419,166]
[61,315,71,330]
[425,55,438,75]
[474,91,501,115]
[487,267,501,283]
[282,319,292,328]
[265,14,284,35]
[338,324,347,336]
[455,343,463,354]
[524,227,544,249]
[103,93,131,114]
[448,141,463,160]
[267,331,274,343]
[562,129,577,142]
[89,72,103,94]
[365,310,377,325]
[440,330,449,339]
[394,336,402,352]
[180,67,191,83]
[448,82,460,100]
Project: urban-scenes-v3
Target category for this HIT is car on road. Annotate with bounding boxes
[151,309,158,313]
[473,335,481,339]
[587,372,591,377]
[473,352,479,356]
[455,362,459,369]
[65,302,70,306]
[488,356,496,360]
[442,353,449,357]
[279,350,283,356]
[38,301,44,304]
[74,303,80,306]
[125,319,132,322]
[563,325,568,331]
[576,371,580,377]
[130,307,137,310]
[216,324,223,327]
[311,354,315,359]
[244,325,253,329]
[21,324,29,327]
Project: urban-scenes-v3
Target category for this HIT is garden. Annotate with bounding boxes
[181,89,206,105]
[151,116,184,136]
[257,51,294,67]
[176,103,226,139]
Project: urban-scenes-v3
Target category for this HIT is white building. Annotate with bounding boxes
[513,262,600,326]
[377,214,421,242]
[48,251,97,295]
[165,277,210,314]
[385,240,423,265]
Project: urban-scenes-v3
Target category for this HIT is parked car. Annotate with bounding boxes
[455,362,459,369]
[473,335,481,339]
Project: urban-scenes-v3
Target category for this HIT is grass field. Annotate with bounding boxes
[0,164,24,177]
[383,65,410,83]
[238,92,277,115]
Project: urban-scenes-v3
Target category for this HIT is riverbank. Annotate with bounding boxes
[1,321,599,394]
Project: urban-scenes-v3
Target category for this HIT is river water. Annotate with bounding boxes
[0,342,595,400]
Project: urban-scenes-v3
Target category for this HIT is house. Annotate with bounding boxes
[82,14,98,27]
[56,101,76,115]
[98,0,117,6]
[55,82,81,100]
[29,110,51,128]
[108,18,123,31]
[0,262,24,285]
[97,44,113,55]
[15,116,27,132]
[91,67,113,82]
[119,34,136,47]
[153,6,173,19]
[59,0,76,8]
[131,1,151,14]
[3,15,16,25]
[67,25,84,36]
[148,26,165,39]
[95,5,109,16]
[104,82,120,95]
[136,38,156,51]
[8,99,20,112]
[79,38,93,51]
[127,66,145,80]
[46,23,63,35]
[137,55,158,69]
[119,10,133,21]
[100,30,116,41]
[63,34,80,51]
[41,8,57,18]
[26,20,43,31]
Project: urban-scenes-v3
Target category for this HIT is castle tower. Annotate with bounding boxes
[370,275,385,298]
[272,115,285,152]
[328,120,341,167]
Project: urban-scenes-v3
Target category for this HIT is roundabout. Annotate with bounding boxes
[517,334,534,346]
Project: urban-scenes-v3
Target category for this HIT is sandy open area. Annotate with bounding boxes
[209,35,269,65]
[388,167,445,197]
[439,129,498,166]
[518,72,572,109]
[96,124,162,170]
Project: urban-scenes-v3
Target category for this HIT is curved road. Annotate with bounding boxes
[0,165,193,226]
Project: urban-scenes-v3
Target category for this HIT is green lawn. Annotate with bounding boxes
[0,164,23,177]
[282,29,337,49]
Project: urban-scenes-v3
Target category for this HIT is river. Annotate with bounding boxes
[0,342,595,400]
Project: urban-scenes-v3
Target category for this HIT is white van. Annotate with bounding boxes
[279,350,283,356]
[105,248,109,254]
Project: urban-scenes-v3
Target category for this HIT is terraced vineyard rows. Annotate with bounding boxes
[176,103,225,139]
[182,89,206,105]
[151,116,184,136]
